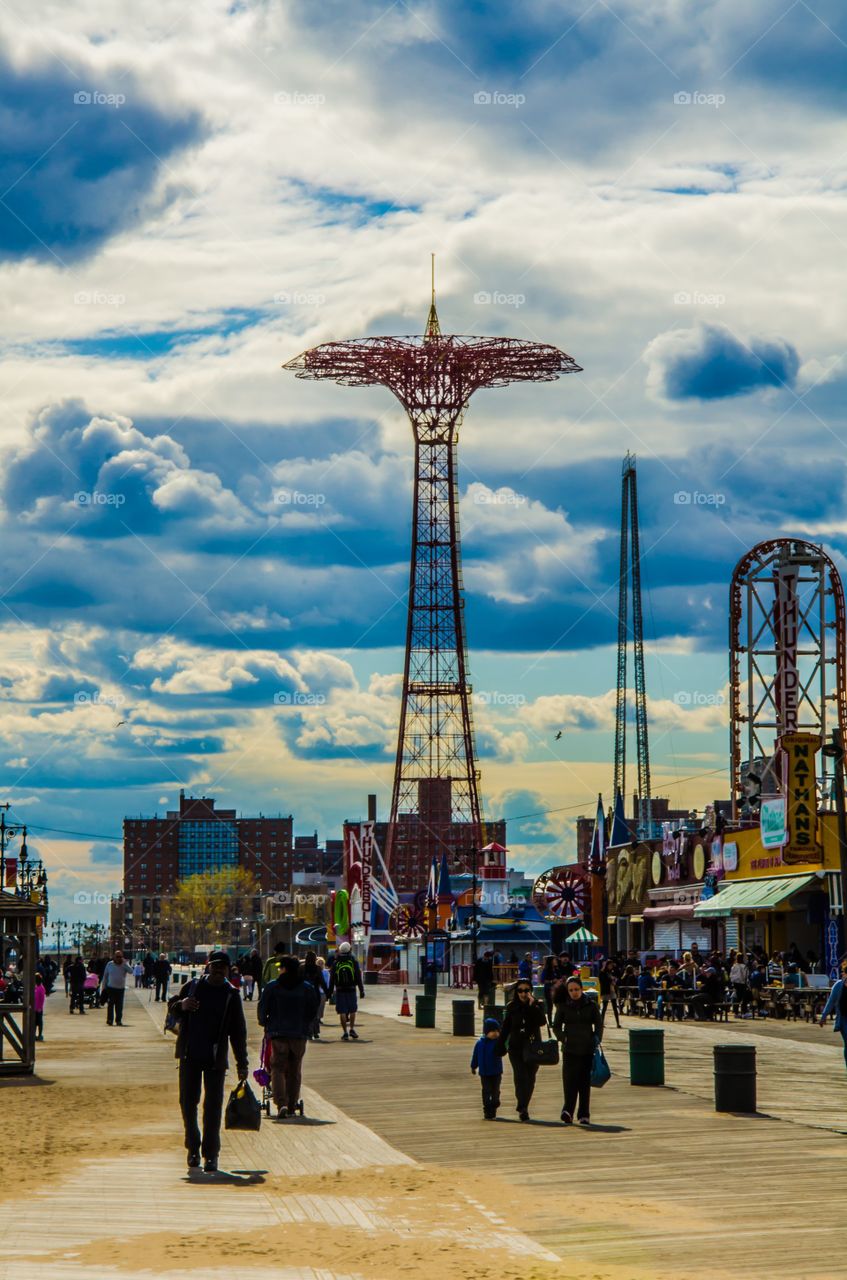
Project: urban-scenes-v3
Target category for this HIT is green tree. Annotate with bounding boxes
[162,867,259,952]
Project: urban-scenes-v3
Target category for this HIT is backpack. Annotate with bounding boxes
[839,981,847,1018]
[334,956,357,992]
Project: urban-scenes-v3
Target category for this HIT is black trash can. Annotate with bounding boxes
[415,994,436,1028]
[489,1003,506,1025]
[452,999,475,1036]
[714,1044,756,1113]
[629,1027,665,1085]
[364,970,378,986]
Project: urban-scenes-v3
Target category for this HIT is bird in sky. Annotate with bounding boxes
[115,720,127,727]
[555,730,562,740]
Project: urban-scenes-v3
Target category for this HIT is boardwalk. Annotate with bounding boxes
[1,983,845,1280]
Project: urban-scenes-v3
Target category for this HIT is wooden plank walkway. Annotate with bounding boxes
[3,983,847,1279]
[307,986,847,1280]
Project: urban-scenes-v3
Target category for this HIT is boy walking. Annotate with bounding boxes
[470,1017,503,1119]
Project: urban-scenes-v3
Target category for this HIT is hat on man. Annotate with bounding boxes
[337,941,352,954]
[207,950,231,966]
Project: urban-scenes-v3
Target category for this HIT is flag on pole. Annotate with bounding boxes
[608,790,632,847]
[588,794,605,874]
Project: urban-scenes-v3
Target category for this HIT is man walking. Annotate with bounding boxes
[100,949,133,1026]
[257,954,319,1116]
[327,942,365,1040]
[68,954,87,1015]
[170,951,248,1172]
[473,951,495,1010]
[154,953,172,1002]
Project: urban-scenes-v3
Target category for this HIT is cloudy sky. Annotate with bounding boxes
[1,0,845,925]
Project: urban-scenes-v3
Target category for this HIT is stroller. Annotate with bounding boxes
[83,973,101,1009]
[253,1033,304,1118]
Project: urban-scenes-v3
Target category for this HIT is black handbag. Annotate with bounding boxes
[225,1080,262,1131]
[522,1034,559,1066]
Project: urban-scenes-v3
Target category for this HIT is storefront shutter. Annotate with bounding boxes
[652,920,680,952]
[680,922,712,952]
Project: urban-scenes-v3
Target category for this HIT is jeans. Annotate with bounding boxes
[105,987,125,1025]
[508,1047,539,1113]
[179,1059,226,1159]
[840,1028,847,1072]
[270,1037,307,1111]
[155,978,169,1002]
[35,1011,44,1038]
[480,1074,501,1115]
[563,1051,592,1120]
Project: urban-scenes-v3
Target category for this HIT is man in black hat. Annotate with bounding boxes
[169,950,249,1172]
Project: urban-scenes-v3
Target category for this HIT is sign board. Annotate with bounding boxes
[760,798,787,849]
[722,842,738,872]
[781,732,822,865]
[776,564,800,734]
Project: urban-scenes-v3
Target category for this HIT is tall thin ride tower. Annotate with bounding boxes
[285,271,581,884]
[613,452,652,832]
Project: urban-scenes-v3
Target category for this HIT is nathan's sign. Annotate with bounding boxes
[782,732,822,865]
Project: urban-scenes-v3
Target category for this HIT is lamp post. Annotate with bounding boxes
[285,912,295,954]
[0,805,28,893]
[52,918,68,969]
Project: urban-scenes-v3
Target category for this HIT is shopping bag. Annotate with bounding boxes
[224,1080,262,1130]
[591,1045,611,1088]
[522,1035,559,1066]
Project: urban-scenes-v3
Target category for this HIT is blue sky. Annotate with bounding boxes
[1,0,845,924]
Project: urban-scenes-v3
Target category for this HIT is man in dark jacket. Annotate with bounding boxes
[169,950,248,1172]
[499,978,547,1121]
[258,954,319,1116]
[68,955,87,1014]
[473,951,495,1009]
[153,953,172,1002]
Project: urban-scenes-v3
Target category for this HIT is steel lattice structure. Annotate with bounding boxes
[285,286,580,879]
[613,453,651,826]
[729,538,847,817]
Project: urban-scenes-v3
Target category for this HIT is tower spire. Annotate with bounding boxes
[425,252,440,338]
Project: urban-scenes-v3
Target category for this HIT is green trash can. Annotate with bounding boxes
[489,1003,506,1025]
[415,994,436,1028]
[533,984,545,1002]
[452,999,475,1036]
[714,1044,756,1113]
[629,1027,665,1086]
[424,976,438,999]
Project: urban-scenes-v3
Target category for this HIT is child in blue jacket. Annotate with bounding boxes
[471,1016,503,1119]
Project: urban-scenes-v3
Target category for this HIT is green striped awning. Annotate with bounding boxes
[693,873,820,918]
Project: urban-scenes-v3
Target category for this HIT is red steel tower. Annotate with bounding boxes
[284,274,581,884]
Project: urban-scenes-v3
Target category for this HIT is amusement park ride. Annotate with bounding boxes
[286,265,581,951]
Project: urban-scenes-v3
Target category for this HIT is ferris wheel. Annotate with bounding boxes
[532,867,589,921]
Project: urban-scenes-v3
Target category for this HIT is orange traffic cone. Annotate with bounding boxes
[398,987,412,1016]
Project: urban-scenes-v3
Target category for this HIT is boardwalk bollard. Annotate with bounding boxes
[629,1027,665,1085]
[714,1044,756,1113]
[415,994,436,1028]
[452,999,475,1036]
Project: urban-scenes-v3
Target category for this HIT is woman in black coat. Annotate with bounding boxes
[552,974,603,1126]
[499,978,547,1122]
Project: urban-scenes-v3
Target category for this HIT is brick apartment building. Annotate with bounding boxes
[116,791,340,952]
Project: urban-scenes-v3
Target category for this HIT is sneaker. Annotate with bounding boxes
[519,1110,530,1122]
[560,1109,573,1125]
[349,1029,359,1040]
[578,1117,591,1126]
[187,1151,201,1169]
[483,1112,495,1120]
[277,1105,288,1118]
[342,1031,349,1041]
[203,1158,218,1173]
